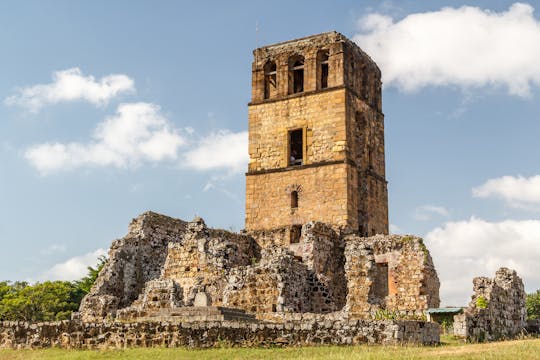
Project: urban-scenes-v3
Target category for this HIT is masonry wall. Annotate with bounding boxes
[245,32,388,234]
[344,235,440,318]
[79,212,187,323]
[246,163,352,230]
[248,89,347,172]
[0,319,440,349]
[346,94,388,236]
[453,267,527,341]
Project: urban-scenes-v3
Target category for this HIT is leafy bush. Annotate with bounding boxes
[527,290,540,320]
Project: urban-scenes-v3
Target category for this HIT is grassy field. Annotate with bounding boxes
[1,337,539,360]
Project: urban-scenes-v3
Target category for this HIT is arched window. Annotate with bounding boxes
[291,190,298,208]
[289,56,304,94]
[318,50,329,89]
[264,61,277,99]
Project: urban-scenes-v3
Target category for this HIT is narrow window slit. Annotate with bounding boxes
[291,191,298,208]
[289,129,303,166]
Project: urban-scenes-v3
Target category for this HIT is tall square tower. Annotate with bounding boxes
[245,32,388,236]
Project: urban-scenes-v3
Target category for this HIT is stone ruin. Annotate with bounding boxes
[0,31,529,349]
[78,211,440,325]
[453,267,527,341]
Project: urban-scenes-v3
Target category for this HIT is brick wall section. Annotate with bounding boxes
[453,267,527,341]
[0,319,439,349]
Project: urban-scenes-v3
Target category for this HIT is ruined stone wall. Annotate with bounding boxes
[344,240,377,317]
[245,163,352,231]
[453,268,526,341]
[223,246,310,315]
[0,319,440,349]
[160,217,260,307]
[344,235,440,318]
[296,222,347,312]
[115,218,261,320]
[79,212,187,322]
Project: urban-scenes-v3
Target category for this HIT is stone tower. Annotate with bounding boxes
[245,31,388,236]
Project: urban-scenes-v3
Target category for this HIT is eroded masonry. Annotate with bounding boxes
[77,32,439,326]
[1,32,445,349]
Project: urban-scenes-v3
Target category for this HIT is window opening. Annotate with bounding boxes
[290,225,302,244]
[319,51,329,89]
[373,262,389,298]
[264,61,277,99]
[291,191,298,208]
[289,57,304,94]
[289,129,303,166]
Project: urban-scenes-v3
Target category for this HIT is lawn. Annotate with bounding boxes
[0,337,539,360]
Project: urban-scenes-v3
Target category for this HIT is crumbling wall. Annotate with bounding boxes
[453,267,526,341]
[344,234,440,318]
[344,240,377,317]
[291,222,347,312]
[116,217,260,320]
[80,214,439,324]
[223,246,311,316]
[79,212,187,322]
[159,217,260,307]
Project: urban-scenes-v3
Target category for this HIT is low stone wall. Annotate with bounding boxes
[0,320,439,349]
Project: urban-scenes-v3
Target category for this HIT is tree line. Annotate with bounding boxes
[0,256,106,321]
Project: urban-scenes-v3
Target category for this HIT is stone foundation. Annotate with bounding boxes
[0,319,439,349]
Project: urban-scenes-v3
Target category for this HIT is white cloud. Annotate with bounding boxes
[413,205,450,221]
[42,248,107,281]
[353,3,540,96]
[25,102,186,174]
[5,68,135,112]
[183,130,248,173]
[425,217,540,306]
[473,175,540,208]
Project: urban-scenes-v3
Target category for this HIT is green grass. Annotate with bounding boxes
[0,338,539,360]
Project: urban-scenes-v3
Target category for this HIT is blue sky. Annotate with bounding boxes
[1,0,539,306]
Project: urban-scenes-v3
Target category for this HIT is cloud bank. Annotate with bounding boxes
[5,68,135,112]
[353,3,540,96]
[25,102,186,174]
[425,217,540,306]
[183,130,248,173]
[42,248,107,281]
[473,175,540,208]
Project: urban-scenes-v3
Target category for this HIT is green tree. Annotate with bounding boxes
[74,255,107,295]
[527,290,540,320]
[0,256,107,321]
[0,281,80,321]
